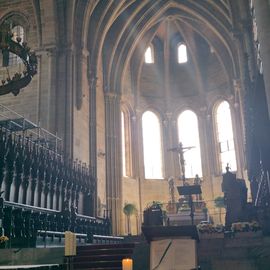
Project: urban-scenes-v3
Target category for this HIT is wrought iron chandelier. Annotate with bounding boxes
[0,22,37,96]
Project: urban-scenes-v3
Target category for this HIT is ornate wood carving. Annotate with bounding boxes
[14,136,23,203]
[22,138,31,204]
[4,134,15,201]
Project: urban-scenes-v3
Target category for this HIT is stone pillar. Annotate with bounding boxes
[47,48,57,133]
[88,71,97,216]
[170,119,181,178]
[197,109,214,201]
[89,71,97,177]
[56,47,74,158]
[163,20,175,177]
[105,92,122,235]
[253,0,270,116]
[231,81,246,179]
[164,112,175,177]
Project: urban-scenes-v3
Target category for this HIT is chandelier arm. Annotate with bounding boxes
[0,24,37,96]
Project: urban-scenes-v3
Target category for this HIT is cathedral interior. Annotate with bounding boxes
[0,0,270,269]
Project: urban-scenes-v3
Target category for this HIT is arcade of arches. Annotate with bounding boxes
[1,0,270,236]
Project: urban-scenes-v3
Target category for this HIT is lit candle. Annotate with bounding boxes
[122,258,133,270]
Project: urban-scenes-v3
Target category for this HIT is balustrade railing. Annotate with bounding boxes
[0,125,107,248]
[0,127,95,215]
[0,199,110,247]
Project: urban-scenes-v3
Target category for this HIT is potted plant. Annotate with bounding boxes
[231,221,262,238]
[197,222,224,239]
[0,235,8,249]
[123,203,137,235]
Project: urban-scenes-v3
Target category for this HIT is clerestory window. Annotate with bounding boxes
[144,45,154,64]
[177,43,188,64]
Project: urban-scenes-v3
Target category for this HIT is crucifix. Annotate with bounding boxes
[168,142,195,185]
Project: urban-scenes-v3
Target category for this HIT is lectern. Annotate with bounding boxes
[177,185,202,225]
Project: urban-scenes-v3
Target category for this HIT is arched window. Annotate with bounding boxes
[142,111,163,179]
[9,25,24,66]
[144,45,154,64]
[177,43,188,64]
[177,110,202,178]
[215,101,237,172]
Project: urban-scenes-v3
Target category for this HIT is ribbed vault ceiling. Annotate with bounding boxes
[72,0,239,94]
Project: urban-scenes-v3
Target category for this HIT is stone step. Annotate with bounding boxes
[74,268,121,270]
[74,254,131,262]
[73,260,122,269]
[74,242,136,270]
[77,247,134,256]
[77,243,135,251]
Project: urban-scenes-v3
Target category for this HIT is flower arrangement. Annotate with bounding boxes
[231,221,261,233]
[197,223,224,234]
[0,235,8,243]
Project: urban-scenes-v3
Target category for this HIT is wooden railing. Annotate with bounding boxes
[0,127,95,215]
[0,126,111,248]
[1,199,111,248]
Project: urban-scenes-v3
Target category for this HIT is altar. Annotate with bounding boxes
[142,225,199,270]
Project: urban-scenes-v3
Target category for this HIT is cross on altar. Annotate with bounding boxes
[168,142,195,185]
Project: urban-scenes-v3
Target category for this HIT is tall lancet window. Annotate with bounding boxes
[144,45,154,64]
[142,111,163,179]
[177,43,188,64]
[177,110,202,178]
[215,101,237,172]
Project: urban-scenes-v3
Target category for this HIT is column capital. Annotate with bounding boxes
[233,79,241,92]
[165,111,173,120]
[105,92,119,99]
[198,106,208,118]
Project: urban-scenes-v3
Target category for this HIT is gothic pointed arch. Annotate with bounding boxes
[86,1,239,97]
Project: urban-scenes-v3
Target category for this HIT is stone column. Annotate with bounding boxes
[253,0,270,116]
[164,112,175,177]
[88,71,97,177]
[88,71,97,216]
[197,108,214,201]
[231,81,246,179]
[163,20,175,177]
[56,47,74,157]
[105,92,122,235]
[171,119,180,178]
[47,48,57,133]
